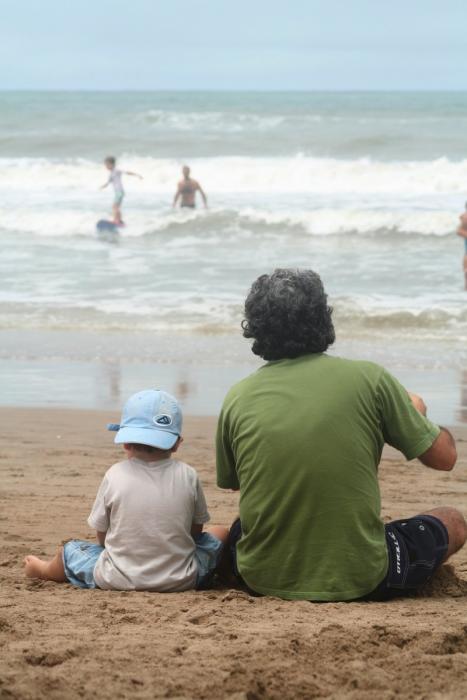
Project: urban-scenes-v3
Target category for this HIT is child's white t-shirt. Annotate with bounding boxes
[87,457,210,591]
[108,168,123,194]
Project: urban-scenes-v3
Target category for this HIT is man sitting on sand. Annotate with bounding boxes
[173,165,207,209]
[24,389,228,591]
[216,268,466,601]
[456,202,467,290]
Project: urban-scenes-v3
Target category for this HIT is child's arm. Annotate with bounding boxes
[191,475,210,538]
[88,475,110,540]
[124,171,143,180]
[191,523,203,538]
[100,178,110,190]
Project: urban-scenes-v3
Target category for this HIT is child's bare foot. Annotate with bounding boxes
[24,555,49,579]
[24,548,66,582]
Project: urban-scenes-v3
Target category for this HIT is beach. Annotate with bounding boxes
[2,89,467,698]
[2,407,467,700]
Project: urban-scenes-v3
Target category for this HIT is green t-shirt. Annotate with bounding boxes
[216,354,440,601]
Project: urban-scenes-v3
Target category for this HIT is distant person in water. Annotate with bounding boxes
[173,166,207,209]
[101,156,143,226]
[456,202,467,290]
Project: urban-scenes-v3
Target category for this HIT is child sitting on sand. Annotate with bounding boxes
[100,156,143,226]
[24,389,228,591]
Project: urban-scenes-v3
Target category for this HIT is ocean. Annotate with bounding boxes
[1,91,466,421]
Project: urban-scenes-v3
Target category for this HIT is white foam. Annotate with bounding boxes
[0,201,458,238]
[138,110,285,133]
[1,294,467,339]
[239,207,457,236]
[2,155,467,196]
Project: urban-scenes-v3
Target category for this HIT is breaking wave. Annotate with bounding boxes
[1,154,467,196]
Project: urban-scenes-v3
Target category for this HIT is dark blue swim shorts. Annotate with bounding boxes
[365,514,448,600]
[228,514,448,601]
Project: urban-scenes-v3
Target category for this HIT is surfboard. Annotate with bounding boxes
[96,219,120,234]
[96,219,121,243]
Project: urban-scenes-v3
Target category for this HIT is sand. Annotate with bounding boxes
[1,407,467,700]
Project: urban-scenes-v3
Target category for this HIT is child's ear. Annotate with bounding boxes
[171,437,183,453]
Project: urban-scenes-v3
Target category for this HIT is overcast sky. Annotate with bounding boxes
[2,0,467,90]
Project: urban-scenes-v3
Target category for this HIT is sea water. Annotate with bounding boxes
[1,91,466,420]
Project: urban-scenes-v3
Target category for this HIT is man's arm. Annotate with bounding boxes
[216,406,240,490]
[409,392,457,471]
[417,427,457,471]
[96,530,107,546]
[173,183,181,208]
[196,182,208,208]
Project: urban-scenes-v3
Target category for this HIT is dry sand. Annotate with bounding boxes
[1,407,467,700]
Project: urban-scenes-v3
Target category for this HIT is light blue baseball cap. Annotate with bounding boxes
[107,389,182,450]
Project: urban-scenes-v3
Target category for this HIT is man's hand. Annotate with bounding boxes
[408,392,427,416]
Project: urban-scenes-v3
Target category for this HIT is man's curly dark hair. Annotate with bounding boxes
[241,269,335,360]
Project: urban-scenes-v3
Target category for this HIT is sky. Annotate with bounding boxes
[2,0,467,90]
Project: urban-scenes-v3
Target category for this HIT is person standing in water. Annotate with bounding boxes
[173,166,207,209]
[101,156,143,226]
[456,202,467,290]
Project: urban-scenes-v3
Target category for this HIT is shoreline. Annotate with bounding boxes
[1,358,466,424]
[1,327,466,424]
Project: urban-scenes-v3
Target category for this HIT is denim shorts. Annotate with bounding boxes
[62,532,223,590]
[62,540,103,589]
[193,532,224,589]
[228,514,449,601]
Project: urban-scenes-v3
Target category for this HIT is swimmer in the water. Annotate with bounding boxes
[173,166,207,209]
[456,201,467,290]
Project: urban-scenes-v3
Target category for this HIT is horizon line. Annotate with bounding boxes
[1,87,467,94]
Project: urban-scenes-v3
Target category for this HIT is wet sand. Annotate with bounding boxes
[1,329,467,428]
[1,407,467,699]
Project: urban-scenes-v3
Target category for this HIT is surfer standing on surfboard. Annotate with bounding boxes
[100,156,143,226]
[456,202,467,290]
[173,165,208,209]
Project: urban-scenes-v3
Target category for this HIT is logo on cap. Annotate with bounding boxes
[154,414,172,426]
